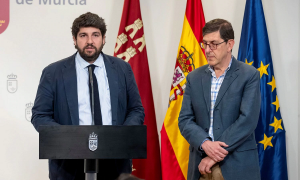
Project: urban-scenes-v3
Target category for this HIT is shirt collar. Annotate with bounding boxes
[75,52,104,69]
[208,56,233,75]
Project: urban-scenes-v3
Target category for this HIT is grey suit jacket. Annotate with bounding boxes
[178,57,261,180]
[31,52,145,180]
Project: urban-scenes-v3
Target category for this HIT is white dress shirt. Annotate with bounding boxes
[75,52,112,125]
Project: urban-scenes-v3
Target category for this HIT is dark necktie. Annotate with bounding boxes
[87,64,102,125]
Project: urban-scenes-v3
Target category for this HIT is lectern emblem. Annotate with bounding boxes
[89,132,98,151]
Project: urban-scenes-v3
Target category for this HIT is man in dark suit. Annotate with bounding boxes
[31,12,144,180]
[178,19,261,180]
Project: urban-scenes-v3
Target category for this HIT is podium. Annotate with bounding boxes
[39,125,147,180]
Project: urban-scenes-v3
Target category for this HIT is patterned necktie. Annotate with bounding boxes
[87,64,102,125]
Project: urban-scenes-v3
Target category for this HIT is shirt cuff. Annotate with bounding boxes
[199,138,210,151]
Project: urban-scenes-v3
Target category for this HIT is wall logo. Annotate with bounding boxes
[7,74,18,93]
[0,0,9,34]
[89,132,98,151]
[25,102,33,122]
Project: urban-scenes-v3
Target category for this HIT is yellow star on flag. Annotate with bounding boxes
[270,116,283,133]
[259,134,273,150]
[257,61,269,78]
[272,95,280,112]
[245,58,253,66]
[267,76,276,92]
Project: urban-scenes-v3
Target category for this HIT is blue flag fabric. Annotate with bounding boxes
[237,0,288,179]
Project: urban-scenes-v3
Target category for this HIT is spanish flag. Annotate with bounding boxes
[161,0,206,179]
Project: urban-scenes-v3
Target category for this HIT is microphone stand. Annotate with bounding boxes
[84,66,99,180]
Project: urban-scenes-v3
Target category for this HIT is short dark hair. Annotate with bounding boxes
[203,19,234,41]
[71,12,107,39]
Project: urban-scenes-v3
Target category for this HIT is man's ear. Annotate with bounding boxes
[102,35,106,45]
[227,39,235,52]
[73,36,77,46]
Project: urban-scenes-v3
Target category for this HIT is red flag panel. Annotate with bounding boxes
[114,0,162,179]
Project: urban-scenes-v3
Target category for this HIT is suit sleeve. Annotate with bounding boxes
[218,70,261,152]
[178,75,211,152]
[31,68,60,132]
[122,63,145,125]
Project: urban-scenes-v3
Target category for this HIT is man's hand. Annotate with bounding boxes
[202,141,228,162]
[198,157,217,175]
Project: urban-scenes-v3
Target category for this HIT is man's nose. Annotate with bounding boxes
[87,36,93,44]
[205,44,212,53]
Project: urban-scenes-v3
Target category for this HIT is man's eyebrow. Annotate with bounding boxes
[202,40,217,43]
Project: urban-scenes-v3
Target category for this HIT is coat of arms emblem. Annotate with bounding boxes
[89,132,98,151]
[25,102,33,122]
[168,46,195,106]
[7,74,17,93]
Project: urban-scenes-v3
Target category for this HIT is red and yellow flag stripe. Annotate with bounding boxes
[161,0,206,179]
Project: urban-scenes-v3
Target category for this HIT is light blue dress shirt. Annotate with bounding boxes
[75,52,112,125]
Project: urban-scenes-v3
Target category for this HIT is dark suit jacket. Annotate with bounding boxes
[178,57,261,180]
[31,52,145,180]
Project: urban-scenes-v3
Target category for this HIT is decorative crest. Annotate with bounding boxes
[89,132,98,151]
[25,102,33,122]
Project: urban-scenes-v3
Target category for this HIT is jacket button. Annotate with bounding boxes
[205,128,208,132]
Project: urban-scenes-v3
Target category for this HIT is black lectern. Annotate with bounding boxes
[39,125,147,180]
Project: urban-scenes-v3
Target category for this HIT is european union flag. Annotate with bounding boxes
[237,0,288,179]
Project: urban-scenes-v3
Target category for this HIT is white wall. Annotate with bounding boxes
[298,0,300,178]
[0,0,298,179]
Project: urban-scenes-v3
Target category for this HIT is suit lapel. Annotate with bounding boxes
[202,68,211,113]
[214,58,239,109]
[103,53,118,125]
[62,53,79,125]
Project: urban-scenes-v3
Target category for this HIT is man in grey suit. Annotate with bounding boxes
[178,19,261,180]
[31,12,144,180]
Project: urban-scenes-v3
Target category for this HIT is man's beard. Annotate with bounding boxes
[76,43,104,62]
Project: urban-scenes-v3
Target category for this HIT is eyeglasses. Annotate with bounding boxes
[200,40,227,50]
